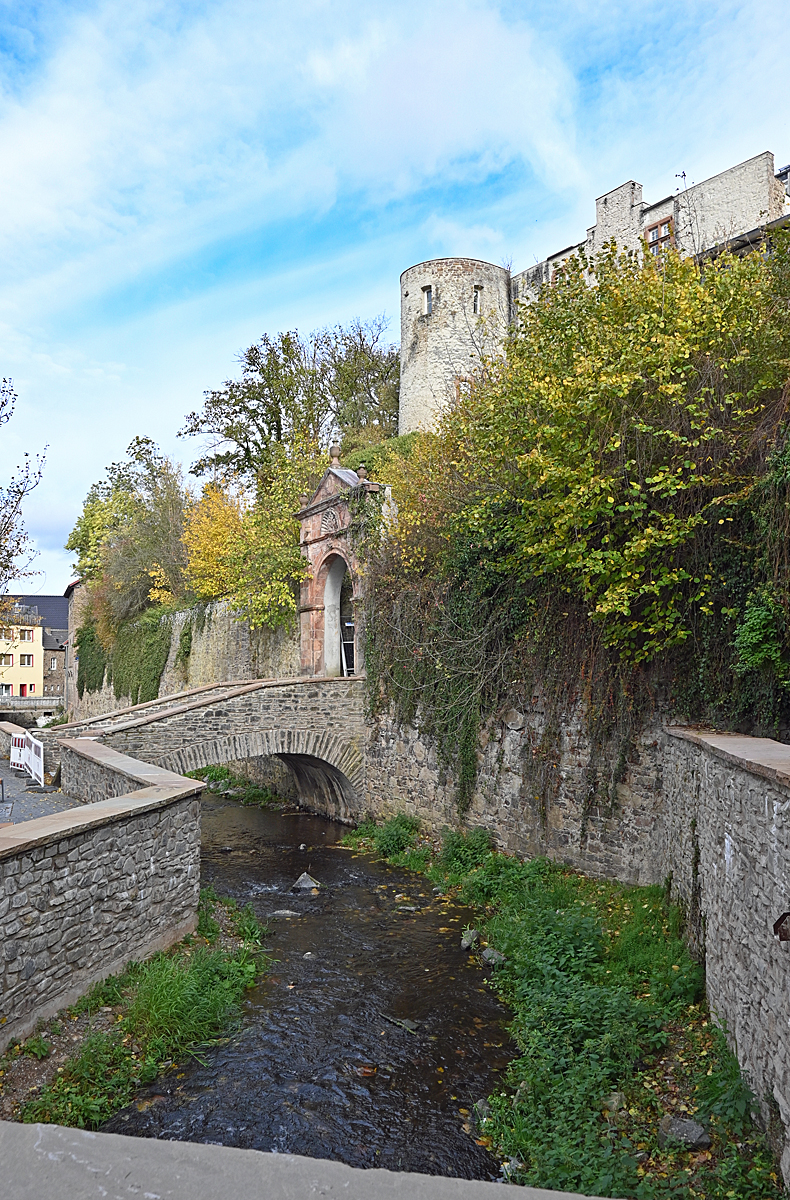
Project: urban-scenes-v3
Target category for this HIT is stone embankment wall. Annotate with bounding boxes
[70,601,300,723]
[0,741,201,1052]
[364,703,665,883]
[658,730,790,1182]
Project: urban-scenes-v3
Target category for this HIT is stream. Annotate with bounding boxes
[104,795,515,1179]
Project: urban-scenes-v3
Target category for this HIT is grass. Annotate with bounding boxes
[19,891,268,1130]
[342,818,782,1199]
[185,764,282,808]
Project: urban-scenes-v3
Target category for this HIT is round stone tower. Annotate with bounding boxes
[398,257,511,434]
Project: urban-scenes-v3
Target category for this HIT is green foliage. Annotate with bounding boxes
[436,826,494,881]
[22,1030,135,1128]
[449,241,790,663]
[110,608,172,704]
[371,813,420,857]
[342,431,419,477]
[197,886,220,943]
[733,584,788,685]
[22,892,267,1130]
[694,1025,758,1136]
[75,623,107,698]
[185,764,280,808]
[67,438,191,633]
[175,619,192,668]
[23,1033,52,1060]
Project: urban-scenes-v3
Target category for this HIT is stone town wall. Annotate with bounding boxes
[0,746,201,1052]
[364,702,666,884]
[657,730,790,1182]
[69,600,301,723]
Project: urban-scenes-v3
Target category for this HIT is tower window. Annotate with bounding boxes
[644,217,673,256]
[422,285,432,316]
[473,285,482,315]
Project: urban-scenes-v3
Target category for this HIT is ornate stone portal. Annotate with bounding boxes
[296,446,380,678]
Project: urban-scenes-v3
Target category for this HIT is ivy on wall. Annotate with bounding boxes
[76,608,173,706]
[75,624,108,699]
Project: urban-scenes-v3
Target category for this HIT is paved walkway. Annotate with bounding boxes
[1,1121,600,1200]
[0,758,78,824]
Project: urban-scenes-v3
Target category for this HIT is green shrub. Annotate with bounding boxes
[372,814,420,857]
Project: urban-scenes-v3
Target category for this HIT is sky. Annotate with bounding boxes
[0,0,787,594]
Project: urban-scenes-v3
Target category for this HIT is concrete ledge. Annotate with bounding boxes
[0,1121,601,1200]
[664,726,790,788]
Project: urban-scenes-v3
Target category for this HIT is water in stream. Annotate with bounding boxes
[104,796,515,1178]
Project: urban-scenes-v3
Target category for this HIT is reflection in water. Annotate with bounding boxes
[104,797,514,1178]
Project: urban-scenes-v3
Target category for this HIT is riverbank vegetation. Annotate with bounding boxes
[0,890,267,1130]
[344,816,781,1198]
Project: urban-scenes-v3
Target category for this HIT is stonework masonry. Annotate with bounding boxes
[400,150,790,434]
[67,596,301,723]
[0,739,201,1053]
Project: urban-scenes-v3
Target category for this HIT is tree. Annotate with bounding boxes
[66,437,191,638]
[178,317,399,480]
[0,378,45,595]
[319,316,399,452]
[178,331,333,483]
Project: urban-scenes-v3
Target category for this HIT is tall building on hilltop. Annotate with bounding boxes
[399,151,790,435]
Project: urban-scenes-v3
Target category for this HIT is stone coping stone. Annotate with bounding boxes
[0,1122,602,1200]
[0,783,200,861]
[665,726,790,788]
[58,672,364,734]
[58,736,204,791]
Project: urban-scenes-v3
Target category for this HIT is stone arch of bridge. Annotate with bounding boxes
[158,727,362,823]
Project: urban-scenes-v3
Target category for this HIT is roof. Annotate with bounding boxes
[7,595,69,629]
[43,629,68,651]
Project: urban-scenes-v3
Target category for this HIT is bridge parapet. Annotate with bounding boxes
[48,676,369,822]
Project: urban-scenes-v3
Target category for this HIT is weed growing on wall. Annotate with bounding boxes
[185,764,282,808]
[15,891,268,1130]
[343,819,781,1198]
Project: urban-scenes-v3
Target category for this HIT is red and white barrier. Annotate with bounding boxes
[10,730,45,786]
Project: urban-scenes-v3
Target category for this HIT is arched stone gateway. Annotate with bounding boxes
[159,726,363,822]
[296,447,380,679]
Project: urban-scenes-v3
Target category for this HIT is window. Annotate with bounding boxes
[422,285,432,316]
[29,683,34,694]
[0,654,12,667]
[0,684,12,696]
[19,628,33,641]
[473,285,482,315]
[0,627,12,640]
[644,217,673,256]
[50,657,57,671]
[20,654,33,667]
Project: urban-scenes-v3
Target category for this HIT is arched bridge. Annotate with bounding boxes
[42,677,368,823]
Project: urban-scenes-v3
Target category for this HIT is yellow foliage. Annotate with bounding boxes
[182,484,247,601]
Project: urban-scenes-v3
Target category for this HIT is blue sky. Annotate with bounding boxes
[1,0,787,593]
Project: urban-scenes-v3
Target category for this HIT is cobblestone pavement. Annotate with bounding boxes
[0,758,78,824]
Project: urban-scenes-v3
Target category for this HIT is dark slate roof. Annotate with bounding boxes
[43,629,68,650]
[7,594,69,629]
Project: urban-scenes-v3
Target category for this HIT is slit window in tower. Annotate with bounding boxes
[473,285,482,315]
[422,285,432,316]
